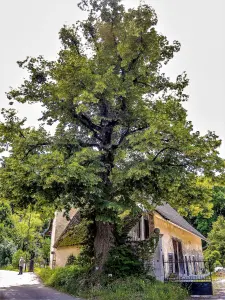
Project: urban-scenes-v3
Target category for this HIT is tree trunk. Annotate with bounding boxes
[94,221,115,271]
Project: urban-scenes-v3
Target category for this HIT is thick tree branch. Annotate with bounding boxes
[68,100,102,142]
[152,147,181,162]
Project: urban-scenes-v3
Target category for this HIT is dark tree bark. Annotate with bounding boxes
[94,221,115,271]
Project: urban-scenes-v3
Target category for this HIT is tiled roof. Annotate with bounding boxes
[155,202,207,241]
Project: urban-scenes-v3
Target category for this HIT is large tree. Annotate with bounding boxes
[0,0,223,269]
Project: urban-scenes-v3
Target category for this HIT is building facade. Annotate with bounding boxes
[50,203,206,281]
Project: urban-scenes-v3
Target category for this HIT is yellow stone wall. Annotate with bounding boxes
[55,246,81,267]
[154,212,203,261]
[50,208,78,268]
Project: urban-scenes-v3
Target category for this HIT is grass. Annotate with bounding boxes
[0,265,18,271]
[35,266,189,300]
[87,276,189,300]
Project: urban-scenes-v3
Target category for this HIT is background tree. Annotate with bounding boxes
[204,216,225,267]
[185,185,225,236]
[0,200,14,241]
[0,0,224,269]
[0,199,51,267]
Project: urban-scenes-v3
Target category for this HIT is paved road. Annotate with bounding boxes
[0,270,82,300]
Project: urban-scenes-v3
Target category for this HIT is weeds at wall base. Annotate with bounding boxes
[35,266,189,300]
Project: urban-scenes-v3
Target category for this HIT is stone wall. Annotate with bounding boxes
[55,246,81,267]
[154,212,203,261]
[50,208,77,268]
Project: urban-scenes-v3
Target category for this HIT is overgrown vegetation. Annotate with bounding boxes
[36,266,188,300]
[104,244,144,277]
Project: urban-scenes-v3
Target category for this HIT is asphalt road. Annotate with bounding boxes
[0,270,82,300]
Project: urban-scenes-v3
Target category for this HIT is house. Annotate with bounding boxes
[50,203,206,281]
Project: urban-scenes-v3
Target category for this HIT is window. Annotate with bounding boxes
[144,218,149,239]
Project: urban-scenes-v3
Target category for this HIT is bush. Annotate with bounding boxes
[66,254,77,266]
[36,265,89,295]
[204,249,221,271]
[1,265,17,271]
[36,267,55,283]
[105,244,144,277]
[0,240,17,267]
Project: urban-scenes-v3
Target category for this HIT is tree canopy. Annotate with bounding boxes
[0,0,224,268]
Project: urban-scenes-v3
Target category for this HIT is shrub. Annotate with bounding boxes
[1,265,17,271]
[36,267,55,284]
[0,240,17,267]
[36,265,89,295]
[66,254,77,266]
[105,244,144,277]
[204,249,221,271]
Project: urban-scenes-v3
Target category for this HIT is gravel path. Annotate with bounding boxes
[0,270,82,300]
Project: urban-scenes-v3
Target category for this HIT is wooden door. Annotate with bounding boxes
[172,239,179,274]
[178,241,185,275]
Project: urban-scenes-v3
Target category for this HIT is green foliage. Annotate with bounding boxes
[204,216,225,268]
[89,277,188,300]
[187,186,225,236]
[12,249,27,268]
[1,265,17,271]
[36,267,55,283]
[36,266,188,300]
[66,254,77,266]
[36,265,89,296]
[0,240,17,267]
[0,200,13,241]
[105,244,144,277]
[41,238,51,261]
[0,201,51,268]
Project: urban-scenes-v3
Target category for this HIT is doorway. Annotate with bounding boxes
[172,238,185,275]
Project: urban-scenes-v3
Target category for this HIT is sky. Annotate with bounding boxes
[0,0,225,155]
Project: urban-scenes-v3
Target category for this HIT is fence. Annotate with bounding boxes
[163,259,213,296]
[163,259,212,282]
